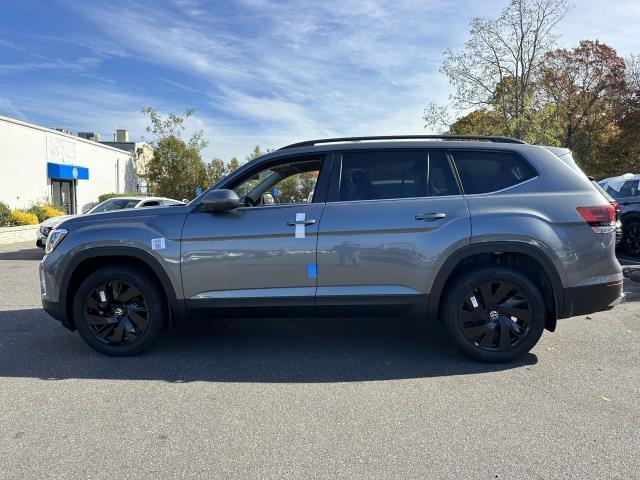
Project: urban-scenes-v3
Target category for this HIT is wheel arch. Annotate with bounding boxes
[427,242,564,332]
[620,211,640,224]
[60,246,186,330]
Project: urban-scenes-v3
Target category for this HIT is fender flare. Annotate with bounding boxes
[427,241,564,324]
[60,246,187,328]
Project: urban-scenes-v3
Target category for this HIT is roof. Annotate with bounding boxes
[600,173,640,191]
[256,138,537,163]
[0,114,135,156]
[278,135,525,150]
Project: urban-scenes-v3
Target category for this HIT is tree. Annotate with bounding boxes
[142,107,209,199]
[246,145,264,161]
[207,158,228,185]
[141,107,208,152]
[425,0,567,138]
[147,136,208,200]
[541,41,626,148]
[448,109,506,136]
[540,41,627,174]
[227,157,241,172]
[597,53,640,177]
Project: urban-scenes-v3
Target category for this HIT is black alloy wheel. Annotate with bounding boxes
[622,220,640,256]
[443,266,546,363]
[458,281,532,351]
[84,280,150,345]
[73,265,167,356]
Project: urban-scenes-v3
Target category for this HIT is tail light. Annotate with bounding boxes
[576,205,616,233]
[611,201,620,217]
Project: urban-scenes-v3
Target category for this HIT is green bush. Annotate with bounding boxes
[0,202,11,226]
[27,204,47,223]
[98,192,145,203]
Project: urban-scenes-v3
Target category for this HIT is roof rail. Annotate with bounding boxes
[278,135,526,150]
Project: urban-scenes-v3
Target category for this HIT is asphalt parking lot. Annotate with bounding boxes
[1,241,639,479]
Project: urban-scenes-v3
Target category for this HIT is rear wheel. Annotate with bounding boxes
[73,265,167,356]
[442,266,546,363]
[621,219,640,256]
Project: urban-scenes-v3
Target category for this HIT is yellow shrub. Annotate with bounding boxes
[42,204,66,219]
[10,210,39,226]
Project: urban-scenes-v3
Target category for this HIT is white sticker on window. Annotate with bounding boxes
[151,238,166,250]
[295,213,305,239]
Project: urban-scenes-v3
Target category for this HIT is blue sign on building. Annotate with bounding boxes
[47,162,89,180]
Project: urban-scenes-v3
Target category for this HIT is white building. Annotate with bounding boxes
[0,114,137,214]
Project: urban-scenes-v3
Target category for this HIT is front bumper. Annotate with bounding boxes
[561,280,624,318]
[40,257,75,330]
[36,229,47,248]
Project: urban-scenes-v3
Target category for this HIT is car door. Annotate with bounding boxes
[315,148,471,311]
[181,155,329,314]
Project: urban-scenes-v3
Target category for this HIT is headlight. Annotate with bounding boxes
[45,228,68,255]
[40,225,52,236]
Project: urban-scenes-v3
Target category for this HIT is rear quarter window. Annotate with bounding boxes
[451,150,536,194]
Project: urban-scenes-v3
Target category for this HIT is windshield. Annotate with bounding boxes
[601,179,640,199]
[88,198,140,214]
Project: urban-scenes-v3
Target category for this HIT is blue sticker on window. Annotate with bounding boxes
[307,263,317,279]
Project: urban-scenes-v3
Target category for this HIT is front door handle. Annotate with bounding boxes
[415,213,446,221]
[287,219,316,226]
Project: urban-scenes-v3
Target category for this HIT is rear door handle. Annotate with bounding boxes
[287,219,316,226]
[415,213,446,221]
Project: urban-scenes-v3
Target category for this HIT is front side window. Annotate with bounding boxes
[231,159,321,206]
[336,150,458,202]
[451,150,536,194]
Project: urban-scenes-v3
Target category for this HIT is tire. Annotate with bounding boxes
[72,265,167,356]
[621,219,640,256]
[442,266,546,363]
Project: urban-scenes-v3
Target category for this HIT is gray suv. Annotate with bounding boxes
[40,135,624,362]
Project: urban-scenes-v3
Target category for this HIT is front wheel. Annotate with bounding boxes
[442,266,546,363]
[72,265,167,356]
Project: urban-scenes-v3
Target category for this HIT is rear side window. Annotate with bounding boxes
[451,150,536,194]
[337,150,459,201]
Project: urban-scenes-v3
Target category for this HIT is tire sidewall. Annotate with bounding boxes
[443,266,546,363]
[73,265,166,356]
[622,219,640,256]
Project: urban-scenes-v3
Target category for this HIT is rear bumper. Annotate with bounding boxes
[561,281,624,318]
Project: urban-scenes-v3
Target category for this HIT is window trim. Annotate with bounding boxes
[325,148,461,203]
[446,148,539,196]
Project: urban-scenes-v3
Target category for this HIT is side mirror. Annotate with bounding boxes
[201,189,240,212]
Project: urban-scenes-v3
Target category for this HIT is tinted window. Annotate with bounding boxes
[337,150,458,201]
[607,180,638,198]
[452,150,536,194]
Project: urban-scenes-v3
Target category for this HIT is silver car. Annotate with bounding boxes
[36,196,184,248]
[39,135,623,362]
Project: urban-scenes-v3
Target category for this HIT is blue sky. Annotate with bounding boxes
[1,0,639,161]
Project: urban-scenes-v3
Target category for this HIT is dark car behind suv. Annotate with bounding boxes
[39,135,623,362]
